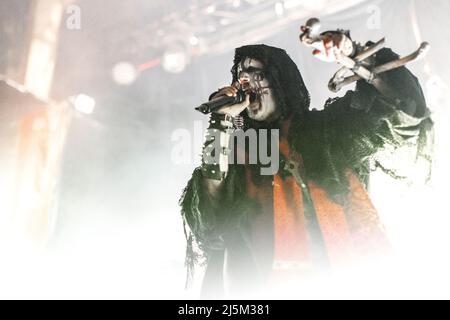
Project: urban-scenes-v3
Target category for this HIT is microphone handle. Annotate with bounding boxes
[195,90,245,114]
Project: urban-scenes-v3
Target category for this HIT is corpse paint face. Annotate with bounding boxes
[237,58,280,122]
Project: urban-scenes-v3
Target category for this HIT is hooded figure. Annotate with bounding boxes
[180,44,433,298]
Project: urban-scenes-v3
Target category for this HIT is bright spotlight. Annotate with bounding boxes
[162,48,189,74]
[206,5,216,14]
[112,62,138,86]
[71,94,96,114]
[189,36,199,46]
[275,2,284,16]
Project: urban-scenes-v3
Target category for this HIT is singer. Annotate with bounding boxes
[180,34,433,298]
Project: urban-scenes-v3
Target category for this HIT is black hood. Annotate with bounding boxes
[231,44,310,120]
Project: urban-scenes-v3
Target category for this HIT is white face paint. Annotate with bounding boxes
[237,58,280,122]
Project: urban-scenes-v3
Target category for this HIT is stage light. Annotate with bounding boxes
[275,2,284,16]
[112,62,138,86]
[162,48,189,74]
[189,36,199,46]
[206,5,216,14]
[71,94,96,115]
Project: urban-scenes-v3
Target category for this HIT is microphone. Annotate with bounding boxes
[195,90,247,114]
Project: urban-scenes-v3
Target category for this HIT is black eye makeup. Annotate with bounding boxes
[238,67,266,82]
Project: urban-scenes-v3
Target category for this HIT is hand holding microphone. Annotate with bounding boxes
[196,83,251,117]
